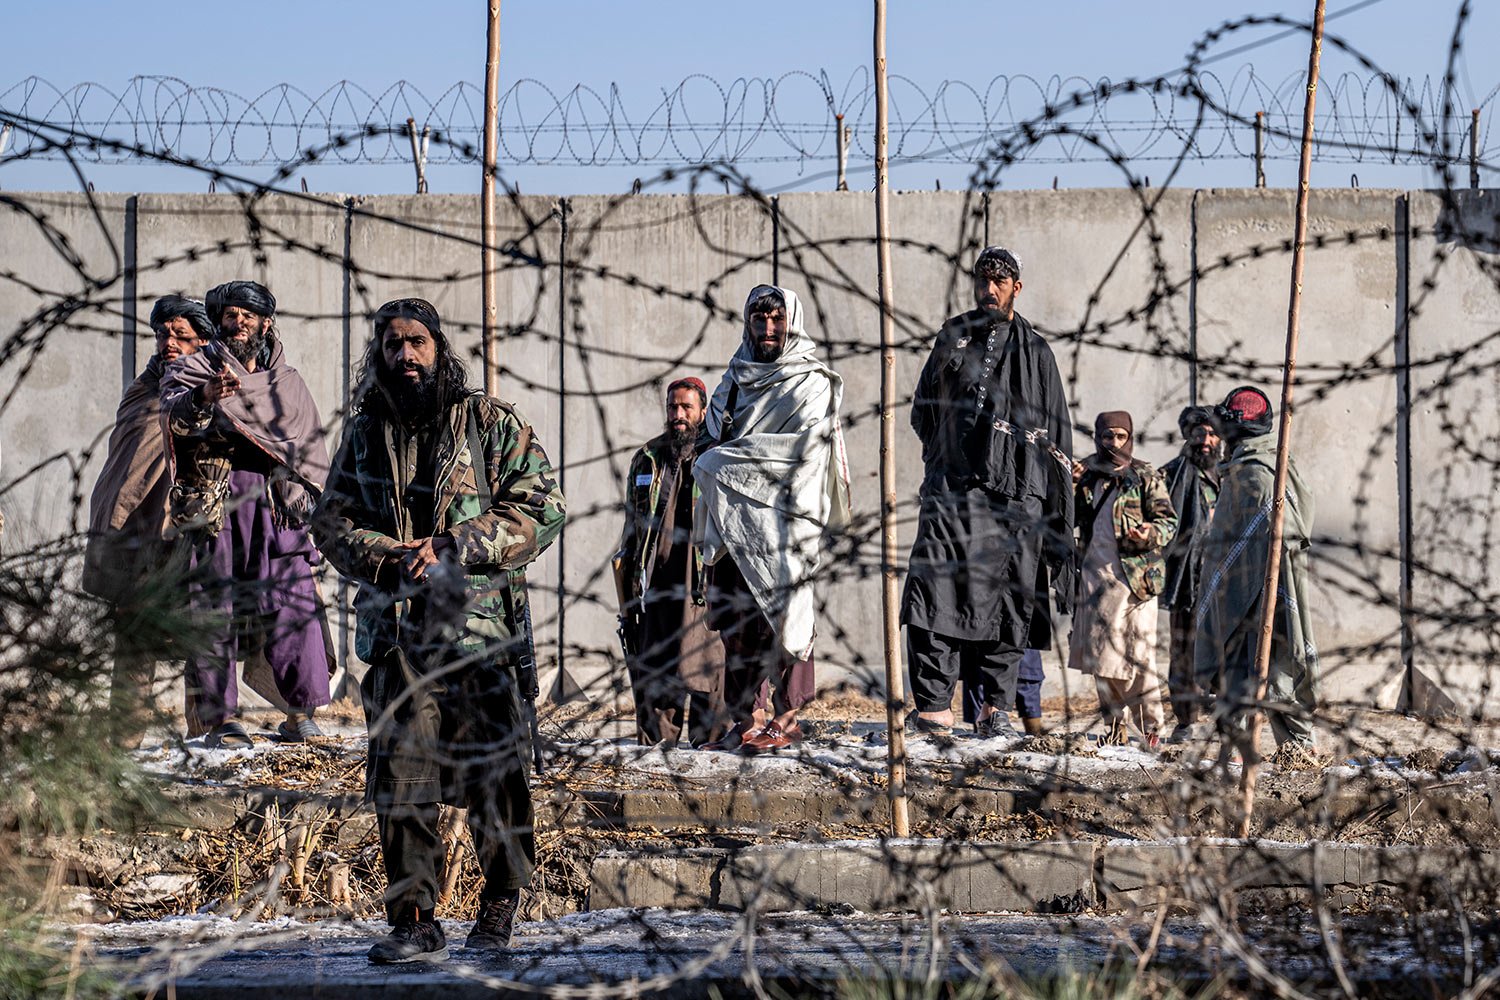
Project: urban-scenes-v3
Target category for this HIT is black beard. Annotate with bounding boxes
[667,422,697,458]
[226,329,267,366]
[387,365,440,422]
[1189,446,1221,470]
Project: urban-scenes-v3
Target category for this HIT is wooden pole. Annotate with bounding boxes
[406,118,428,194]
[1254,111,1267,188]
[836,113,850,192]
[1238,0,1326,839]
[873,0,910,839]
[481,0,502,397]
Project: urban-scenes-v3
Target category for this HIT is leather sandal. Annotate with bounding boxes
[740,722,804,755]
[204,720,253,749]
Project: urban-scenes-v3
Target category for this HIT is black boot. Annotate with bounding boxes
[368,911,448,964]
[466,890,521,951]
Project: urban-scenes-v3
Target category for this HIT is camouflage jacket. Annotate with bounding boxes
[1075,456,1179,601]
[615,431,710,612]
[312,391,566,663]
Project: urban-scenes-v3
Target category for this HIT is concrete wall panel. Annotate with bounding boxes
[1194,189,1403,708]
[0,193,130,546]
[773,189,1195,701]
[3,188,1490,718]
[564,194,774,704]
[774,190,984,691]
[1405,190,1500,717]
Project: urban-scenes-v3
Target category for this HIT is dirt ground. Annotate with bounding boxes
[38,680,1493,928]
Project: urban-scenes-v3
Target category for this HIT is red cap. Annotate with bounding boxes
[667,377,707,401]
[1225,387,1270,422]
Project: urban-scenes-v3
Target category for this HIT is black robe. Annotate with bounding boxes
[901,310,1075,645]
[1159,452,1219,612]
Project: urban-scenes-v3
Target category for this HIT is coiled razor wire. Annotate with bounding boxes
[0,67,1495,170]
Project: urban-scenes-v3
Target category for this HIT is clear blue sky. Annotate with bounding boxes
[2,0,1494,194]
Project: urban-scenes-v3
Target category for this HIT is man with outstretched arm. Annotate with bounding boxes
[159,281,333,747]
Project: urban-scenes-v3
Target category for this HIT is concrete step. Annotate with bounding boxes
[151,769,1499,842]
[588,838,1500,913]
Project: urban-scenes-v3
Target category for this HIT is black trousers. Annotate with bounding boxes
[364,647,536,924]
[629,598,726,747]
[1168,606,1204,726]
[907,625,1022,719]
[376,791,534,923]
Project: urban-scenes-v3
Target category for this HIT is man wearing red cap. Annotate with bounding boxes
[1193,386,1320,759]
[615,377,727,747]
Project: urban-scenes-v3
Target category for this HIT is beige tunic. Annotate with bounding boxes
[1069,489,1158,681]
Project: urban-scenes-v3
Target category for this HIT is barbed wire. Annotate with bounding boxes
[4,6,1500,998]
[2,66,1497,170]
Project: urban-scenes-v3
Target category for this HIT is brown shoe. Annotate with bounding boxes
[740,722,804,755]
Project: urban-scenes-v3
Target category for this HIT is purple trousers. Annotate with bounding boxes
[183,470,331,735]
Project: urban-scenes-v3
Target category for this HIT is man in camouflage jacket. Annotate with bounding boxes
[313,298,565,965]
[1070,411,1177,744]
[614,377,726,747]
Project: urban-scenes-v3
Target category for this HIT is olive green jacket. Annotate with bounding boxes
[314,392,566,663]
[1075,456,1179,601]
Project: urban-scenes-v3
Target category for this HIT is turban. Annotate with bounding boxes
[666,377,707,404]
[973,246,1022,281]
[1177,404,1216,438]
[1213,385,1274,441]
[745,285,786,314]
[149,295,215,341]
[374,297,444,338]
[1094,410,1133,437]
[205,281,276,325]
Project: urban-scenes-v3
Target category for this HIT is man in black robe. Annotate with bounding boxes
[902,247,1075,739]
[1158,405,1221,742]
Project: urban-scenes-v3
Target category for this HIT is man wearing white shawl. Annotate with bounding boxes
[693,285,851,753]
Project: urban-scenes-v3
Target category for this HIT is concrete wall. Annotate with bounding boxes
[1194,189,1405,708]
[0,193,130,545]
[1405,191,1500,717]
[2,188,1495,717]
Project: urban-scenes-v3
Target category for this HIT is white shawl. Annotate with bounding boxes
[693,285,852,660]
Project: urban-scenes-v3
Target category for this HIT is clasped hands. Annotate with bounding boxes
[394,536,454,582]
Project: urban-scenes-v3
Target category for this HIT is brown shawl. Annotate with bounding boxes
[82,357,172,601]
[160,336,331,516]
